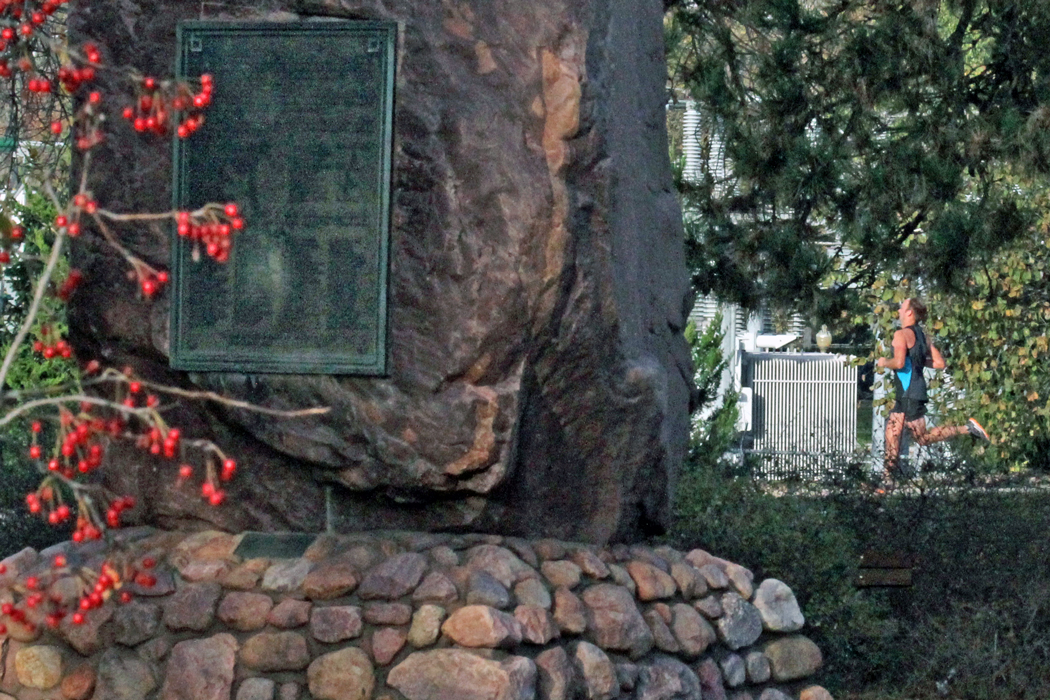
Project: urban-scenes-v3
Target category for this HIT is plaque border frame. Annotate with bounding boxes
[169,20,396,376]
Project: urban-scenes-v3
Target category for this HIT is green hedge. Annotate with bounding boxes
[0,425,71,557]
[669,461,1050,698]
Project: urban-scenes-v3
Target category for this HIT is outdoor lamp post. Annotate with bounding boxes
[816,324,832,352]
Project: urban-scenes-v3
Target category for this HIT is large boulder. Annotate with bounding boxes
[68,0,692,543]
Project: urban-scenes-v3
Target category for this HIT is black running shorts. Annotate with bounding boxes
[890,397,927,422]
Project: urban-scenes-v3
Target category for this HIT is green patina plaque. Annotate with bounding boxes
[234,531,318,559]
[170,21,395,374]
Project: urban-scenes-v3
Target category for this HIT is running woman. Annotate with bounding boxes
[875,298,990,487]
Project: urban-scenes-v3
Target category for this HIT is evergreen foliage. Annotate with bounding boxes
[0,193,72,554]
[0,192,75,390]
[683,313,739,467]
[667,0,1050,322]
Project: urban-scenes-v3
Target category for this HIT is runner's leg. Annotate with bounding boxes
[908,417,966,445]
[884,411,905,475]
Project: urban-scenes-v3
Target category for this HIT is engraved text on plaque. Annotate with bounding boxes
[170,21,396,374]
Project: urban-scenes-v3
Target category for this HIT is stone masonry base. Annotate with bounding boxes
[0,529,834,700]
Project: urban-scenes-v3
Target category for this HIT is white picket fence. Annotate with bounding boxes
[744,352,859,479]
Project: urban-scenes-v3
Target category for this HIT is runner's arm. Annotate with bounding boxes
[926,341,946,369]
[876,329,909,370]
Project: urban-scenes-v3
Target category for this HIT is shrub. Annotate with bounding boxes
[683,313,738,469]
[0,424,68,555]
[672,448,1050,698]
[670,462,896,690]
[674,314,897,689]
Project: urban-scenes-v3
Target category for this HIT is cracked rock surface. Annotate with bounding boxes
[68,0,693,544]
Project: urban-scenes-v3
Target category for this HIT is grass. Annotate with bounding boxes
[856,399,873,447]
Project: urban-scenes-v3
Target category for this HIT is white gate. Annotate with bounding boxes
[745,353,859,478]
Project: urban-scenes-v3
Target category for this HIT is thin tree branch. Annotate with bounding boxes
[95,373,331,418]
[0,227,65,391]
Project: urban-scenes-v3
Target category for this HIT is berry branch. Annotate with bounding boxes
[0,0,330,636]
[0,210,65,388]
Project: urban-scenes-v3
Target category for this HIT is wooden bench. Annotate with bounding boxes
[856,550,915,587]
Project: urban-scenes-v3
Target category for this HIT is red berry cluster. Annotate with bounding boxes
[0,601,30,636]
[71,516,103,544]
[55,193,97,238]
[30,325,72,359]
[24,487,69,521]
[23,403,122,542]
[117,370,239,507]
[0,0,65,34]
[29,407,118,478]
[0,0,65,19]
[17,371,244,574]
[56,43,99,92]
[37,42,107,148]
[74,563,151,626]
[122,73,212,138]
[72,565,119,623]
[200,479,226,506]
[0,557,152,633]
[221,458,237,481]
[0,3,254,641]
[25,74,48,92]
[56,269,84,301]
[0,222,22,264]
[44,612,64,629]
[70,79,106,150]
[122,376,156,410]
[199,458,237,505]
[135,424,176,455]
[104,496,135,528]
[43,87,102,152]
[176,203,243,263]
[138,269,169,297]
[176,457,236,506]
[0,0,69,86]
[132,557,158,591]
[24,484,78,533]
[117,261,171,299]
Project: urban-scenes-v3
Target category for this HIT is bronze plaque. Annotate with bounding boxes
[170,21,396,374]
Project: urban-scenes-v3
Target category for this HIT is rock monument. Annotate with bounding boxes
[67,0,694,543]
